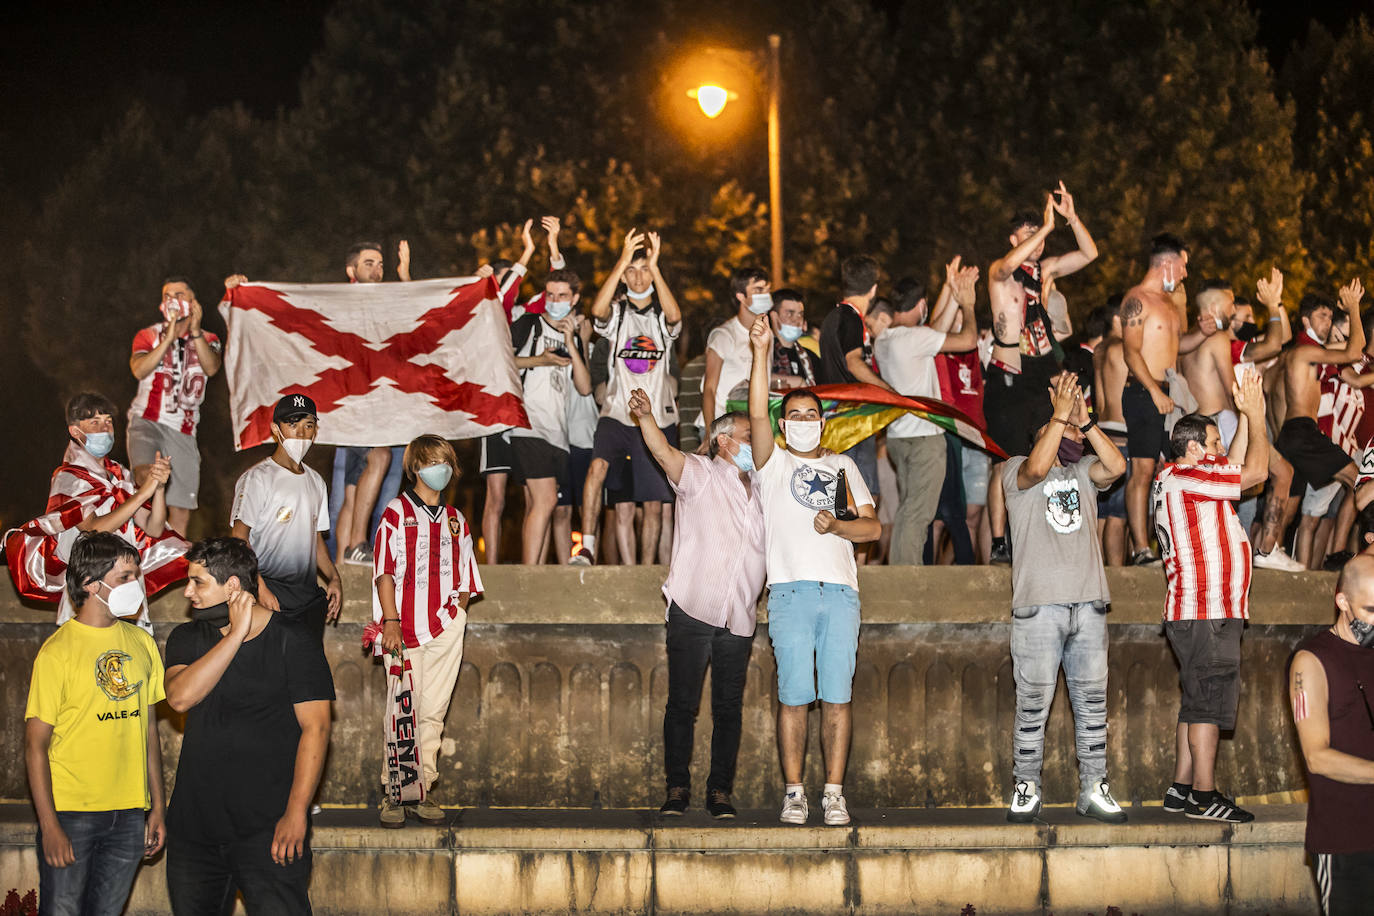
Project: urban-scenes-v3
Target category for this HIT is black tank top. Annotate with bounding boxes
[1297,628,1374,854]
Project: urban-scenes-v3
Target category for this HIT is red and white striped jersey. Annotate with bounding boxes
[1152,461,1252,621]
[129,324,222,436]
[372,490,483,648]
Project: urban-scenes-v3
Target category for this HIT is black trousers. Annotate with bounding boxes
[1316,850,1374,915]
[166,825,312,916]
[663,602,754,795]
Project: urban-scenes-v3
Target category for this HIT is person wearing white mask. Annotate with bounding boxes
[510,269,593,563]
[701,266,772,425]
[571,228,683,566]
[230,393,342,641]
[371,435,482,826]
[25,532,168,916]
[5,392,181,634]
[748,316,880,827]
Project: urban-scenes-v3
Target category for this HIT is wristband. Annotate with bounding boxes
[190,332,204,339]
[1050,417,1073,426]
[1269,316,1281,322]
[1079,417,1097,434]
[383,618,400,625]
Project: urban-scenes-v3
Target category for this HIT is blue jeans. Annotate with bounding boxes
[38,809,145,916]
[767,581,860,705]
[1010,602,1110,787]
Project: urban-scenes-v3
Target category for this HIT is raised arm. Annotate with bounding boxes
[1314,279,1367,367]
[1178,313,1219,355]
[1291,650,1374,784]
[129,314,180,380]
[927,257,961,332]
[940,264,980,352]
[186,297,222,376]
[589,229,645,320]
[563,318,592,396]
[1018,373,1079,490]
[1246,267,1292,362]
[164,591,254,712]
[1233,368,1269,490]
[1041,182,1098,280]
[397,240,412,282]
[990,196,1055,283]
[845,347,894,392]
[748,316,777,469]
[645,231,681,325]
[77,454,169,533]
[629,388,685,484]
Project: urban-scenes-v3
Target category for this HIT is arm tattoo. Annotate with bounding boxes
[1121,297,1145,328]
[1292,670,1309,722]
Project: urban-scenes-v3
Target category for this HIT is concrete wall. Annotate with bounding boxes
[0,567,1331,809]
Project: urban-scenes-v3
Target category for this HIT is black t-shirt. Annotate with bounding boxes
[165,614,336,843]
[1062,343,1095,402]
[819,304,869,385]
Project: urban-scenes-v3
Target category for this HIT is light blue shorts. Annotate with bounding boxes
[767,581,861,705]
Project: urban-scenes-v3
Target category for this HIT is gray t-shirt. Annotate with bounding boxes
[1001,456,1110,611]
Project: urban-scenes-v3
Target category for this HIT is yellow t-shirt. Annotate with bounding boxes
[25,618,166,812]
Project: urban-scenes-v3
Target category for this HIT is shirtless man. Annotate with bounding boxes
[1119,233,1212,566]
[1274,282,1367,568]
[984,182,1099,564]
[1094,295,1129,565]
[1179,270,1299,568]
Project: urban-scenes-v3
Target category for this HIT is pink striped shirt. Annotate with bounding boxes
[662,454,767,636]
[1153,462,1251,621]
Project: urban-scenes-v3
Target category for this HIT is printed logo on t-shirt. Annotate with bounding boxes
[94,649,142,701]
[790,465,838,511]
[276,506,294,524]
[619,335,665,374]
[448,515,462,536]
[1043,477,1083,534]
[958,363,975,394]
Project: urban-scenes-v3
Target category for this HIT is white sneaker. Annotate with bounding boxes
[821,791,850,826]
[1007,779,1041,823]
[1077,779,1128,824]
[780,791,809,825]
[1253,546,1305,571]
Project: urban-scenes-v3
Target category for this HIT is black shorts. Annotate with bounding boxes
[1122,379,1167,462]
[983,356,1057,458]
[479,431,514,476]
[1277,416,1353,496]
[560,447,593,508]
[1165,618,1243,729]
[592,417,677,504]
[510,436,570,492]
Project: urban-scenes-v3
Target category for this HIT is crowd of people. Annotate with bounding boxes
[15,187,1374,914]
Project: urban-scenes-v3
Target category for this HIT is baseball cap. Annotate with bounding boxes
[272,393,318,424]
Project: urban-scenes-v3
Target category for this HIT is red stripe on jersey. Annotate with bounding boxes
[1156,463,1250,621]
[371,493,483,648]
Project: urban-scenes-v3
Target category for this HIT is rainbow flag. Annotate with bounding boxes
[728,383,1007,459]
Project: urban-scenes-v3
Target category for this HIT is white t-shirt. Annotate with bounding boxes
[231,457,329,604]
[757,447,874,590]
[567,390,599,451]
[873,325,946,438]
[704,316,754,421]
[511,314,581,451]
[595,298,682,427]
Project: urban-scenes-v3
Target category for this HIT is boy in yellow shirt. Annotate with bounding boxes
[25,532,166,916]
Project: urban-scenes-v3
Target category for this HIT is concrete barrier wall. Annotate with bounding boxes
[0,567,1331,810]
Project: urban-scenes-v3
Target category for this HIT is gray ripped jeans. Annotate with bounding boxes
[1011,602,1109,787]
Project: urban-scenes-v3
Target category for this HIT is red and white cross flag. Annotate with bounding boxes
[220,277,529,449]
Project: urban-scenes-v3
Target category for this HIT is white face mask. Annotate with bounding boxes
[545,300,573,320]
[748,293,773,315]
[281,436,312,463]
[783,419,823,453]
[101,579,146,617]
[626,283,655,302]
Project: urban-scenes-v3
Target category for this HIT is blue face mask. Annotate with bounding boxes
[778,324,805,343]
[545,301,573,320]
[730,442,755,472]
[83,432,114,459]
[748,293,773,315]
[417,463,453,492]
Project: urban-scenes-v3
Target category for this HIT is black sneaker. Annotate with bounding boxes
[1131,548,1161,566]
[1185,790,1254,823]
[1162,783,1191,813]
[1323,550,1355,572]
[989,539,1012,566]
[659,786,690,816]
[706,789,737,820]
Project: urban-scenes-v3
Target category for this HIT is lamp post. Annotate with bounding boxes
[688,34,784,285]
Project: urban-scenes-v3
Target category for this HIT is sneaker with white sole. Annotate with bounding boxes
[1077,779,1128,824]
[1253,546,1305,572]
[343,543,374,566]
[1185,790,1254,823]
[379,797,405,829]
[1131,548,1161,566]
[569,547,594,566]
[1007,779,1041,823]
[410,797,446,824]
[1162,783,1191,813]
[780,791,808,825]
[821,792,850,826]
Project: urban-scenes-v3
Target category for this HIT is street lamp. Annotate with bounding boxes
[686,34,784,286]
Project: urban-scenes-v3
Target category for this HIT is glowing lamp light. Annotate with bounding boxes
[688,84,736,118]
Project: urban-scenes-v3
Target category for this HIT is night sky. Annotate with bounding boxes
[1,0,1370,208]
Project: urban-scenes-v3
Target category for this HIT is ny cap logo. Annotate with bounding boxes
[293,396,305,407]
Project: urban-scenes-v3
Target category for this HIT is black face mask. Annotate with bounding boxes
[1234,321,1260,342]
[193,601,230,628]
[1350,617,1374,649]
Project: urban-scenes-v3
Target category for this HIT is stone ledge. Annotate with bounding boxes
[0,804,1316,915]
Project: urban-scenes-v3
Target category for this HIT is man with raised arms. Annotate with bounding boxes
[984,182,1098,564]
